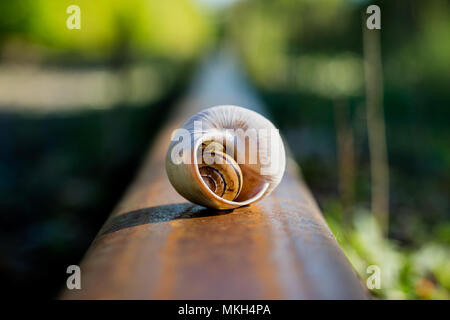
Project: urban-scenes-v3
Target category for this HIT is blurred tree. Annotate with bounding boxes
[334,100,355,218]
[363,25,389,236]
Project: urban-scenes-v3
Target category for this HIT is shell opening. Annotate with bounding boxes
[195,137,269,206]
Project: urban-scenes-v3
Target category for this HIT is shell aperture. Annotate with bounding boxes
[199,141,243,201]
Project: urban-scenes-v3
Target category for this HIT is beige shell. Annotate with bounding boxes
[165,105,286,210]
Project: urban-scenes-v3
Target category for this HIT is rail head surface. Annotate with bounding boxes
[61,52,369,300]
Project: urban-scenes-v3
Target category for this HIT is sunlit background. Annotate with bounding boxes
[0,0,448,299]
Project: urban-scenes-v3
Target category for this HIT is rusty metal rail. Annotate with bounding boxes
[61,52,369,299]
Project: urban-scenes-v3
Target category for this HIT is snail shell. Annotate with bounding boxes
[165,105,286,210]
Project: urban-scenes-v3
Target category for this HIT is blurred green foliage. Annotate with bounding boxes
[327,208,450,299]
[0,0,449,300]
[0,0,213,298]
[227,0,450,299]
[0,0,212,61]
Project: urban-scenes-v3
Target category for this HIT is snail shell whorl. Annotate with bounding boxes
[165,105,286,210]
[198,146,243,201]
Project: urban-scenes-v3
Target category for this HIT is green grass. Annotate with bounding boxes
[325,206,450,299]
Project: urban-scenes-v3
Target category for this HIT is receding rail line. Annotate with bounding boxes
[61,53,369,299]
